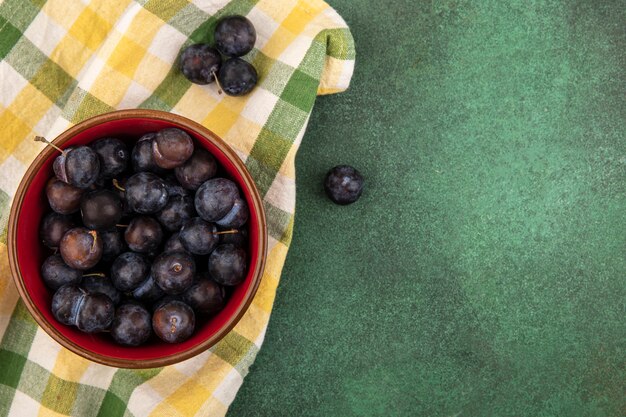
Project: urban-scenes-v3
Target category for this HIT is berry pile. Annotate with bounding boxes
[38,129,250,346]
[180,15,258,96]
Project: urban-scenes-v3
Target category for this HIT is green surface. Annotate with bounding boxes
[229,1,626,416]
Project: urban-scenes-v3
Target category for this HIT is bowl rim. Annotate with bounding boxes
[7,109,267,368]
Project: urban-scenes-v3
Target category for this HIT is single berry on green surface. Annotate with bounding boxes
[324,165,364,205]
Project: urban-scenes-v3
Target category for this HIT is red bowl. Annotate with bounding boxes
[7,109,267,368]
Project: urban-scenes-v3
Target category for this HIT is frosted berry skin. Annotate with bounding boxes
[51,285,85,326]
[179,217,219,255]
[40,212,75,249]
[76,293,115,333]
[100,229,126,262]
[208,244,247,286]
[214,16,256,57]
[180,44,222,85]
[51,285,115,332]
[132,274,165,304]
[59,227,103,270]
[80,189,123,230]
[54,146,101,189]
[131,133,167,174]
[152,300,195,343]
[82,275,122,305]
[41,254,82,290]
[164,232,186,252]
[111,302,152,346]
[91,138,129,179]
[124,216,163,253]
[324,165,364,205]
[46,177,84,215]
[125,172,169,214]
[215,196,248,229]
[174,148,217,191]
[194,178,239,222]
[155,194,195,233]
[111,252,150,292]
[152,128,194,169]
[183,272,226,315]
[152,251,195,295]
[217,58,257,96]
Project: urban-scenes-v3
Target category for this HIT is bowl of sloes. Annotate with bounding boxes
[7,109,267,368]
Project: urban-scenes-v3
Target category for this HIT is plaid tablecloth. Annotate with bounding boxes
[0,0,354,415]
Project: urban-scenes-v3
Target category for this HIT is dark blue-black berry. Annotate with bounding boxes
[40,212,75,249]
[80,189,123,230]
[179,217,219,255]
[180,44,222,85]
[195,178,239,222]
[54,146,101,189]
[214,15,256,57]
[218,58,257,96]
[82,274,121,305]
[183,272,226,315]
[111,252,150,292]
[125,172,169,214]
[152,251,195,295]
[132,274,165,304]
[41,254,82,290]
[155,194,195,232]
[208,244,247,286]
[164,232,186,252]
[131,133,167,174]
[100,229,126,262]
[91,138,129,179]
[46,177,84,215]
[152,300,195,343]
[215,196,248,229]
[51,284,85,326]
[124,216,163,253]
[76,293,114,333]
[174,147,217,190]
[324,165,364,205]
[111,302,152,346]
[163,176,190,198]
[153,128,194,169]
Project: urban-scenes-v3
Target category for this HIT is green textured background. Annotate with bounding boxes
[229,1,626,416]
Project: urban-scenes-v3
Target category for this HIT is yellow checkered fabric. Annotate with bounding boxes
[0,0,354,415]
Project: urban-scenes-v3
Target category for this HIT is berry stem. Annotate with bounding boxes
[214,229,238,235]
[82,272,106,278]
[116,224,129,228]
[212,71,223,95]
[112,179,126,192]
[34,136,67,155]
[88,230,98,252]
